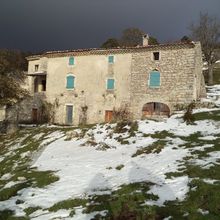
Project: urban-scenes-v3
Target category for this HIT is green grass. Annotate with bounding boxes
[150,130,175,139]
[213,66,220,84]
[194,110,220,121]
[204,63,220,84]
[132,140,167,157]
[0,182,30,201]
[1,110,220,219]
[0,127,63,218]
[115,164,124,170]
[84,182,158,219]
[0,209,28,220]
[24,206,42,215]
[48,198,88,212]
[154,179,220,219]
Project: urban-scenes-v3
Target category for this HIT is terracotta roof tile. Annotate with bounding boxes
[27,42,196,60]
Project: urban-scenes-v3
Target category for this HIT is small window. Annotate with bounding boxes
[69,56,75,65]
[35,65,39,72]
[108,55,114,64]
[149,71,160,88]
[66,75,75,89]
[107,79,115,90]
[153,52,160,61]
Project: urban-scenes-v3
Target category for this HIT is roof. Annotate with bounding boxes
[27,71,47,76]
[27,42,197,60]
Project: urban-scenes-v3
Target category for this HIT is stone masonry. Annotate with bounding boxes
[25,41,205,125]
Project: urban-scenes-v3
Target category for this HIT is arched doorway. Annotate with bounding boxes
[142,102,170,117]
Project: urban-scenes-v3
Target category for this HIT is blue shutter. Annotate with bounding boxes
[69,57,74,65]
[108,56,114,64]
[66,75,75,89]
[107,79,115,90]
[149,71,160,87]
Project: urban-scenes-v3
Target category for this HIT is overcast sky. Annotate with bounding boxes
[0,0,219,52]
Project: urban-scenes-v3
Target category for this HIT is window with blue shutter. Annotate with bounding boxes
[69,56,75,65]
[66,75,75,89]
[149,71,160,88]
[107,79,115,90]
[108,55,114,64]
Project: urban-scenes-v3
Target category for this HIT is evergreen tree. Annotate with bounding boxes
[0,49,29,106]
[101,38,120,48]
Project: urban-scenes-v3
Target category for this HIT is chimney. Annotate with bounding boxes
[143,34,149,47]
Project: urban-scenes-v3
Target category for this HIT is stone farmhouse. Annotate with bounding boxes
[26,36,206,126]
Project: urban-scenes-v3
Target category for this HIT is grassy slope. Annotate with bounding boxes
[0,112,220,219]
[213,63,220,84]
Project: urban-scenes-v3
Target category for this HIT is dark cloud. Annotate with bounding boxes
[0,0,219,52]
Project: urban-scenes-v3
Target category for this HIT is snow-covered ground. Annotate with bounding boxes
[1,85,220,219]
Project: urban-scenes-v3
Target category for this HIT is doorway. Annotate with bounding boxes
[32,108,38,123]
[66,105,73,125]
[105,110,113,123]
[142,102,170,117]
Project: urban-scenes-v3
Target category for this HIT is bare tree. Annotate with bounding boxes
[190,12,220,85]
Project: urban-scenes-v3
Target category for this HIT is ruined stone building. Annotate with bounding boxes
[26,36,206,125]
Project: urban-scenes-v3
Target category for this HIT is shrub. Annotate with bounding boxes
[114,120,138,135]
[112,106,131,122]
[183,102,195,125]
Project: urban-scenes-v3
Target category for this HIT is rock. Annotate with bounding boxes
[17,176,26,181]
[66,130,79,140]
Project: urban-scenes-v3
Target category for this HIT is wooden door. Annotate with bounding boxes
[32,108,38,123]
[105,110,113,123]
[142,103,154,116]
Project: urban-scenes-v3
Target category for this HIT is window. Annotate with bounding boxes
[69,56,75,65]
[153,52,160,61]
[107,79,115,90]
[35,65,39,72]
[108,55,114,64]
[66,75,75,89]
[149,70,160,88]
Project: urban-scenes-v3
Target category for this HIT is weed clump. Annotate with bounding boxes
[48,198,88,212]
[114,121,138,135]
[183,102,195,125]
[115,164,124,170]
[132,140,167,157]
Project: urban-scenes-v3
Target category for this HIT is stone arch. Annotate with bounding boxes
[142,102,170,117]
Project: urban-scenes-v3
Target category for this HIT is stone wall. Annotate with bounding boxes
[130,44,203,119]
[44,53,132,125]
[26,43,205,125]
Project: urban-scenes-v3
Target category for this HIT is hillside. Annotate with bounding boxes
[0,86,220,220]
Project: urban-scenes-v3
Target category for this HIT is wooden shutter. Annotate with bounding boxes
[107,79,115,90]
[149,71,160,88]
[69,57,74,65]
[108,56,114,64]
[66,75,75,89]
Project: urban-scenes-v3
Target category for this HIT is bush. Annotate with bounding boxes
[183,102,195,125]
[112,106,131,122]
